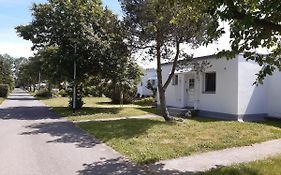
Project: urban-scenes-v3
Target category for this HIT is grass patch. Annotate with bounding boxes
[0,97,5,105]
[201,154,281,175]
[77,118,281,164]
[40,97,161,121]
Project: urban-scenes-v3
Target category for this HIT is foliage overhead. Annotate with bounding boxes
[176,0,281,83]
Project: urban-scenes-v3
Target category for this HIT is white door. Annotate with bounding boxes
[185,75,195,107]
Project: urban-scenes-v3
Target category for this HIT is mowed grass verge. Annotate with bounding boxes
[0,97,5,105]
[77,118,281,164]
[201,154,281,175]
[40,97,160,121]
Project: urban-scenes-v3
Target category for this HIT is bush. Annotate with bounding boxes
[59,89,68,97]
[68,85,84,110]
[104,84,137,104]
[134,97,156,106]
[68,97,84,110]
[0,84,9,97]
[35,88,52,98]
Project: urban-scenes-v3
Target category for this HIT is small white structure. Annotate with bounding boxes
[158,54,281,121]
[137,68,157,97]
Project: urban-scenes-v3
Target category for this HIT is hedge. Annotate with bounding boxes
[0,84,9,97]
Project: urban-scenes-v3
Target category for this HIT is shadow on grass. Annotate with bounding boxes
[21,120,100,148]
[78,118,175,141]
[199,166,260,175]
[50,107,123,117]
[259,118,281,129]
[96,101,116,105]
[138,107,162,116]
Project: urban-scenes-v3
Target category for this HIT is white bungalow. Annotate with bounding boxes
[137,68,157,97]
[158,54,281,121]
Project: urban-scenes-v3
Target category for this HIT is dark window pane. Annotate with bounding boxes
[189,78,195,89]
[205,73,216,92]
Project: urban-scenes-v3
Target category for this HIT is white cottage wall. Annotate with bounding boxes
[267,70,281,118]
[197,57,239,115]
[237,55,268,115]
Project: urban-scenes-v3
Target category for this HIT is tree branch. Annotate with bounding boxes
[224,0,281,33]
[163,38,181,90]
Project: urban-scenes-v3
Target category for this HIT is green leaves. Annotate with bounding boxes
[16,0,135,87]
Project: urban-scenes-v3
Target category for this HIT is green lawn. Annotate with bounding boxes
[0,97,4,105]
[201,155,281,175]
[40,97,160,121]
[77,118,281,164]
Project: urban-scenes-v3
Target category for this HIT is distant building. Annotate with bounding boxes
[137,68,157,98]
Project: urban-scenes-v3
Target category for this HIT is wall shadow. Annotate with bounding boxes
[21,121,100,148]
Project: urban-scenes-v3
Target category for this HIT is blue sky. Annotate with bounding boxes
[0,0,122,58]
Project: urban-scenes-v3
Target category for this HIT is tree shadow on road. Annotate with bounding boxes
[0,106,60,120]
[77,157,147,175]
[21,121,100,148]
[76,157,196,175]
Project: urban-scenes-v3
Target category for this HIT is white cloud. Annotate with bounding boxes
[0,41,33,58]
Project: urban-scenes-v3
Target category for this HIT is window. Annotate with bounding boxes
[189,78,195,89]
[152,79,156,86]
[204,72,216,92]
[172,75,178,85]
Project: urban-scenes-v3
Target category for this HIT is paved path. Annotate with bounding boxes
[151,139,281,174]
[0,89,146,175]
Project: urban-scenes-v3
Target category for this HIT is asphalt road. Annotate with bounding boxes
[0,89,145,175]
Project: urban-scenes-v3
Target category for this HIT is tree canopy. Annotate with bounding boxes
[16,0,142,106]
[15,0,130,81]
[0,54,14,89]
[120,0,215,121]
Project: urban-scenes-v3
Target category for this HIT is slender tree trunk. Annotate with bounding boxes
[156,38,173,121]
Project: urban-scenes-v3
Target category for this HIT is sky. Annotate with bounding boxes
[0,0,122,58]
[0,0,232,68]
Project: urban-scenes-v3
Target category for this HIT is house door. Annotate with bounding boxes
[185,74,195,107]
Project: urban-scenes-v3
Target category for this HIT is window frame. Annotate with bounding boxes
[189,78,195,89]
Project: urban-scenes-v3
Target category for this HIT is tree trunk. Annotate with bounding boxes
[156,38,173,121]
[158,85,172,121]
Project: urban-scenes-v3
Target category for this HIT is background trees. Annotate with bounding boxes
[16,0,141,107]
[0,54,14,91]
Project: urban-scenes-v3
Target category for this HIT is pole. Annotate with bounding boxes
[38,71,41,90]
[73,45,77,113]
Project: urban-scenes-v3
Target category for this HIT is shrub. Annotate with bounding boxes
[0,84,9,97]
[68,97,84,110]
[104,84,137,104]
[68,85,84,110]
[35,88,52,98]
[134,97,156,106]
[59,89,68,97]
